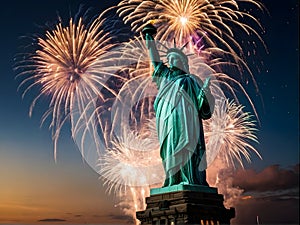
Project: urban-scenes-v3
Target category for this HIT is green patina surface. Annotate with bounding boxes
[143,23,215,188]
[150,184,218,195]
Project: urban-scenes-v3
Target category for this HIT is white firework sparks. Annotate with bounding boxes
[204,98,262,168]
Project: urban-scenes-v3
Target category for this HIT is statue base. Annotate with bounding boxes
[136,185,235,225]
[150,184,218,195]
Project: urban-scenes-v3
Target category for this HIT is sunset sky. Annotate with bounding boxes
[0,0,299,224]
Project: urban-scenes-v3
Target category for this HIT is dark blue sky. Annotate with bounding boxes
[0,0,298,224]
[1,0,298,168]
[252,0,299,169]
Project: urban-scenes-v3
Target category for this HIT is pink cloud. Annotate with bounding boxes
[232,164,299,192]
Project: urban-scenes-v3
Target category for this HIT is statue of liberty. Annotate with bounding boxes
[142,23,215,187]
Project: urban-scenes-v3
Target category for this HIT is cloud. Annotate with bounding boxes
[230,164,299,224]
[232,164,299,192]
[37,218,67,222]
[107,213,135,223]
[74,214,82,217]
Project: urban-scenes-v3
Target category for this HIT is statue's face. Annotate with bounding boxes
[167,53,184,70]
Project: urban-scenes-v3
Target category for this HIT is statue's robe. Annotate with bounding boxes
[153,63,214,187]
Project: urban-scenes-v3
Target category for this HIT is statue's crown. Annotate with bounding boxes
[166,47,188,63]
[160,39,190,72]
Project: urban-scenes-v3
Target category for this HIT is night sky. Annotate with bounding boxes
[0,0,298,224]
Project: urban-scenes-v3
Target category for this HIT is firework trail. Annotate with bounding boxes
[110,35,157,135]
[14,9,126,160]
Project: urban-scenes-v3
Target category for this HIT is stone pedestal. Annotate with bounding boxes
[136,184,235,225]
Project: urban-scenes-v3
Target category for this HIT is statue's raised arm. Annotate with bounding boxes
[142,23,161,70]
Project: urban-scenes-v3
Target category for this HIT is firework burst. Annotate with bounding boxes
[98,122,162,222]
[117,0,266,53]
[15,11,124,159]
[98,121,162,195]
[204,98,262,169]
